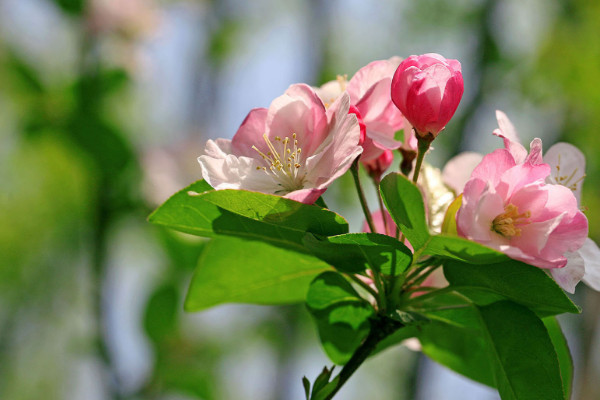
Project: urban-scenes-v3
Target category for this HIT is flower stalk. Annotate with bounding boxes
[351,158,376,234]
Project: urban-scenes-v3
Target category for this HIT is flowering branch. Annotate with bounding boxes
[316,317,404,400]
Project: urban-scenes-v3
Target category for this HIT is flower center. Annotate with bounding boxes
[252,133,305,193]
[491,204,531,239]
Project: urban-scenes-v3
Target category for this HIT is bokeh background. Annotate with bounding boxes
[2,0,600,399]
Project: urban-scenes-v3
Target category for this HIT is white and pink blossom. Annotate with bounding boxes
[447,110,599,292]
[457,144,588,269]
[198,84,362,204]
[315,57,406,161]
[452,111,591,274]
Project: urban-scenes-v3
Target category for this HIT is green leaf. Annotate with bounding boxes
[200,189,348,237]
[184,237,331,311]
[420,311,496,387]
[149,182,348,252]
[476,301,564,400]
[424,234,508,264]
[303,233,412,275]
[306,272,374,364]
[410,293,496,387]
[375,294,497,388]
[310,365,336,398]
[444,259,580,316]
[543,317,573,399]
[303,376,311,400]
[380,173,430,250]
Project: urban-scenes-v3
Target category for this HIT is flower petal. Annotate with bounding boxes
[580,238,600,291]
[493,110,527,164]
[544,142,586,204]
[231,108,268,158]
[551,251,585,294]
[442,151,484,193]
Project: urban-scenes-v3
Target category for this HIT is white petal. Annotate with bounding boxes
[551,250,585,293]
[202,138,232,159]
[314,79,344,107]
[544,142,585,204]
[580,238,600,291]
[199,154,277,193]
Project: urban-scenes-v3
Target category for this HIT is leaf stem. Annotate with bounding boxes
[351,159,376,234]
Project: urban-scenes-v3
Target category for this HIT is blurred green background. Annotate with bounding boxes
[1,0,600,399]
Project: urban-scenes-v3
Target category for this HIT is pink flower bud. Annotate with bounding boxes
[348,105,366,146]
[391,53,463,139]
[362,149,394,180]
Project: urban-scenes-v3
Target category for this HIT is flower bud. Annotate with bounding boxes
[391,53,463,140]
[348,105,366,146]
[362,149,393,180]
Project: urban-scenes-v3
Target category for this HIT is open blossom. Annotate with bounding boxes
[391,53,463,140]
[455,111,589,270]
[457,145,588,269]
[198,84,362,204]
[315,57,406,161]
[446,110,599,291]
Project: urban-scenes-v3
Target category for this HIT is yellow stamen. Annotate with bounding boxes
[491,204,531,239]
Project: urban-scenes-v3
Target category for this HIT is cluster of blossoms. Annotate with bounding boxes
[198,53,600,294]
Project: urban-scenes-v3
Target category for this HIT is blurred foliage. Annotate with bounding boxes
[527,0,600,240]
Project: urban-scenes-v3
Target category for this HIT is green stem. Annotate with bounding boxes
[371,272,387,314]
[373,178,389,235]
[320,317,404,400]
[412,138,432,184]
[351,159,376,233]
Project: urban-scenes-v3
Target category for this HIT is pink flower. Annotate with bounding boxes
[363,150,394,180]
[446,110,599,291]
[391,53,463,139]
[198,84,362,204]
[315,57,405,161]
[456,144,588,269]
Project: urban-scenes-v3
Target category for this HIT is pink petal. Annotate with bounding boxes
[493,110,527,164]
[266,84,328,156]
[347,57,401,102]
[471,149,516,187]
[231,108,268,158]
[525,138,544,165]
[304,93,362,189]
[497,162,550,200]
[442,151,484,193]
[284,188,326,204]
